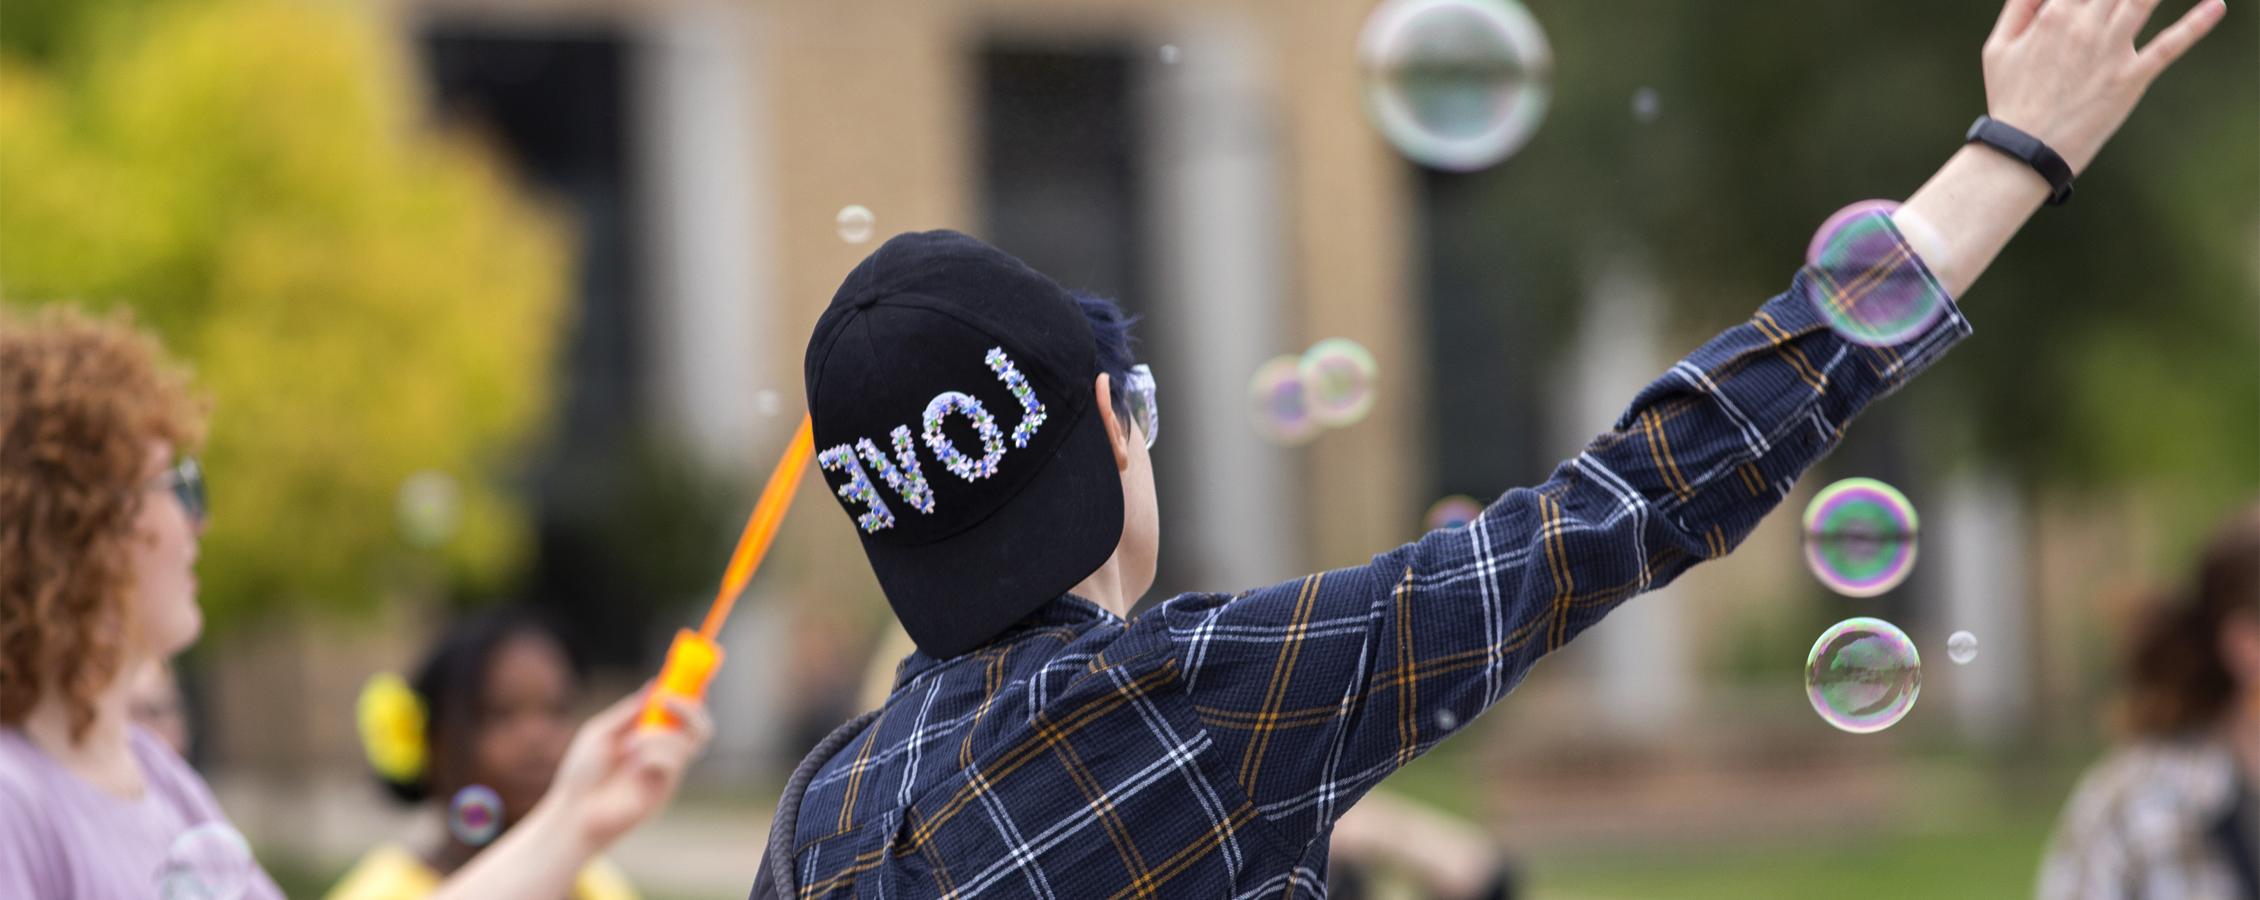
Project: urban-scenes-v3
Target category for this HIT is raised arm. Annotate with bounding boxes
[425,688,712,900]
[1159,0,2224,853]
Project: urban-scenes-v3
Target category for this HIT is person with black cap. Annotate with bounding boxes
[752,1,2225,895]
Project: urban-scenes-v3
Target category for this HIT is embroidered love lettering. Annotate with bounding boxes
[820,347,1047,533]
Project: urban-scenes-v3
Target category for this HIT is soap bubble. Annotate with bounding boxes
[1358,0,1553,172]
[396,470,462,549]
[1804,200,1949,346]
[1947,630,1978,665]
[1436,710,1459,731]
[836,205,876,245]
[1631,86,1660,123]
[1805,617,1922,734]
[1248,356,1319,445]
[1803,477,1919,598]
[1298,338,1380,427]
[156,823,255,900]
[449,784,504,847]
[754,388,783,418]
[1158,44,1181,65]
[1425,495,1484,531]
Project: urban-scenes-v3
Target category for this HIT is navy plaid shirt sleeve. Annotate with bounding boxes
[1155,214,1972,850]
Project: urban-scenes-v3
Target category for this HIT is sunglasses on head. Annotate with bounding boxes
[1124,364,1158,450]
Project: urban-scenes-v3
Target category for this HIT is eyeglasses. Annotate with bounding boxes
[1124,364,1158,449]
[153,457,208,524]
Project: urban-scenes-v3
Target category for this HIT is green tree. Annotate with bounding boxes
[0,0,571,629]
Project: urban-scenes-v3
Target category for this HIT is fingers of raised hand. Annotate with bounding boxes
[1992,0,2048,44]
[2136,0,2227,78]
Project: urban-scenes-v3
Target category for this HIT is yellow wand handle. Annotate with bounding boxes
[640,628,724,730]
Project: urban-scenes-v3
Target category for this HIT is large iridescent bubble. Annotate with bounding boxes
[1803,477,1919,598]
[1804,617,1922,734]
[157,823,256,900]
[1804,200,1949,346]
[1358,0,1552,172]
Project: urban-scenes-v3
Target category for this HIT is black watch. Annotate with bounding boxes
[1965,115,2074,206]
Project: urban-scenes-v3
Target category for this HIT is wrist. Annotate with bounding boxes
[1967,115,2077,204]
[519,792,603,861]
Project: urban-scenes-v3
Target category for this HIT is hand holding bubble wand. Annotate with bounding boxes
[639,414,816,730]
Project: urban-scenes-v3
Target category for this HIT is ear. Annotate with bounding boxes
[1092,372,1131,472]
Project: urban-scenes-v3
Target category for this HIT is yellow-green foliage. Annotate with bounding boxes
[0,1,570,628]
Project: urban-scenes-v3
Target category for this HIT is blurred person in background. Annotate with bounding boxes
[2039,503,2260,900]
[1326,790,1520,900]
[330,609,637,900]
[126,659,193,759]
[0,305,709,899]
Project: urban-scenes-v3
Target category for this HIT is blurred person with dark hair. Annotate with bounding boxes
[2039,503,2260,900]
[330,609,639,900]
[753,3,2230,895]
[0,305,710,899]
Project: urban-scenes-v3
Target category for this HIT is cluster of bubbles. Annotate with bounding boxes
[835,205,876,245]
[1799,478,1977,732]
[1803,477,1919,598]
[449,784,505,847]
[1247,338,1381,445]
[157,824,256,900]
[1804,200,1950,347]
[1802,479,1920,733]
[1804,617,1923,735]
[1424,494,1484,531]
[1358,0,1552,172]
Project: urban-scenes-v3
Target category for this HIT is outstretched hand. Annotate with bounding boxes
[1982,0,2226,174]
[545,685,715,852]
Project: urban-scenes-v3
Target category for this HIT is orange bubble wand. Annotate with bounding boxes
[640,414,817,730]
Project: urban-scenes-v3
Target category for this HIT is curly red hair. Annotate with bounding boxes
[1,305,206,743]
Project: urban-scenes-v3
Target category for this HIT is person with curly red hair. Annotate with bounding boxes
[1,306,713,899]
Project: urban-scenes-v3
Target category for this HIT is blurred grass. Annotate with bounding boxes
[1527,806,2058,899]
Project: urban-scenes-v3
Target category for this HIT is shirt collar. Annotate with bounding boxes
[892,594,1119,691]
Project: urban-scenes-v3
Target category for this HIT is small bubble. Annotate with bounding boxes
[449,784,504,847]
[1947,630,1978,665]
[755,388,782,418]
[396,470,462,549]
[1158,44,1182,65]
[1248,356,1320,445]
[1631,86,1660,123]
[1425,495,1484,531]
[1298,338,1380,428]
[836,205,876,245]
[1805,617,1922,734]
[1436,710,1459,731]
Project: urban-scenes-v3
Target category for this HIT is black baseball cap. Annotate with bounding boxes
[804,230,1124,658]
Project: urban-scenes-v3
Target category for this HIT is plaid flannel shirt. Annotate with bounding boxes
[776,213,1971,899]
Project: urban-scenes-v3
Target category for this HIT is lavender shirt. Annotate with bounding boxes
[0,725,285,899]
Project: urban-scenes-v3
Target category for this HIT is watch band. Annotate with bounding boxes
[1966,115,2075,206]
